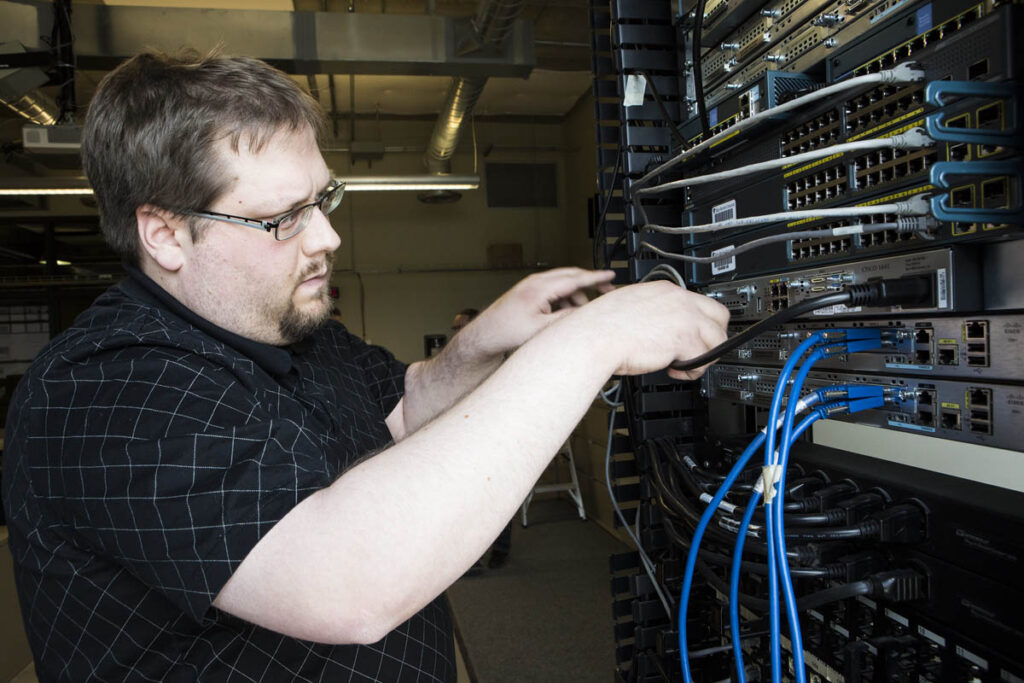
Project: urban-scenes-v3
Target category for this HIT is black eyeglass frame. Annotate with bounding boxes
[183,180,345,241]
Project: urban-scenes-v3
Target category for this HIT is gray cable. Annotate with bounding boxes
[637,221,930,264]
[634,63,926,188]
[635,129,933,197]
[604,384,675,616]
[643,196,931,235]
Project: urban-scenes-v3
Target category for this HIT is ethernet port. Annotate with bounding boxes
[915,349,932,364]
[951,186,974,208]
[937,345,959,365]
[940,409,962,430]
[968,58,989,80]
[949,142,968,162]
[982,178,1008,208]
[917,408,936,427]
[965,320,988,339]
[915,327,933,344]
[917,389,936,406]
[977,102,1002,130]
[970,419,993,435]
[969,388,991,408]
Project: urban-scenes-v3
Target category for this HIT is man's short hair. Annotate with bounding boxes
[457,308,480,320]
[81,50,327,265]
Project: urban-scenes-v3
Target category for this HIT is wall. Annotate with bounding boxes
[325,117,572,362]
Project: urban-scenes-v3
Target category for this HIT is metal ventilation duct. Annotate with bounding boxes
[423,0,526,179]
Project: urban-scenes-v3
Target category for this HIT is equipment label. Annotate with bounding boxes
[917,4,934,33]
[710,201,738,275]
[937,268,948,308]
[711,246,736,275]
[623,74,646,107]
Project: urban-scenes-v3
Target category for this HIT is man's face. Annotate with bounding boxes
[182,126,341,345]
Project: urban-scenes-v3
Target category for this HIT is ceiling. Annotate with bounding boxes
[0,0,594,284]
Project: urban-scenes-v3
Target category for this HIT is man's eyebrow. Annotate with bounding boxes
[269,177,335,216]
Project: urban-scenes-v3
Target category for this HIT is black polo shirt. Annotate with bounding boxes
[2,267,455,682]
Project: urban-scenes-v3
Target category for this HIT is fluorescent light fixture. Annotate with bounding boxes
[0,177,92,196]
[0,175,480,196]
[38,259,72,266]
[0,187,94,196]
[339,175,480,192]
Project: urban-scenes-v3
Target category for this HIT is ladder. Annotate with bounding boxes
[521,438,586,527]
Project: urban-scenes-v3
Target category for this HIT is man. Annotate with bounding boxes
[2,51,729,681]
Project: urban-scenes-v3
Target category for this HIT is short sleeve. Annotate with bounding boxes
[330,324,408,418]
[23,349,332,623]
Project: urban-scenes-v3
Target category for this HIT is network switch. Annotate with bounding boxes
[718,313,1024,381]
[701,247,979,320]
[704,363,1020,449]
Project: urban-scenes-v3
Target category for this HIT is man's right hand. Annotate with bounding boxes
[572,280,731,381]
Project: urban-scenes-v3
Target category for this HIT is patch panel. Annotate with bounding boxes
[781,109,842,157]
[702,248,980,321]
[704,365,1021,448]
[717,313,1023,380]
[848,2,987,78]
[786,163,848,209]
[851,147,938,191]
[844,84,925,138]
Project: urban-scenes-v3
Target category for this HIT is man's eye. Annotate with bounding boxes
[276,211,301,229]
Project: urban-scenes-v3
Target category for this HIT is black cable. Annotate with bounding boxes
[592,147,623,268]
[690,0,710,139]
[671,275,934,372]
[635,70,687,149]
[672,290,851,371]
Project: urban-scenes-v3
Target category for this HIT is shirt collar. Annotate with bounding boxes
[123,264,293,377]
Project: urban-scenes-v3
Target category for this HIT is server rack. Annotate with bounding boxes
[592,1,1024,680]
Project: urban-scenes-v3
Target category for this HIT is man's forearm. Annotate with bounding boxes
[398,323,505,436]
[215,307,620,644]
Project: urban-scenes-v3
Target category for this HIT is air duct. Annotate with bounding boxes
[420,0,525,202]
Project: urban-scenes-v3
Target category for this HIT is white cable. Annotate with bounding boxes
[634,63,926,188]
[639,263,688,289]
[644,195,930,235]
[636,219,936,264]
[603,384,675,616]
[634,129,933,197]
[599,381,623,407]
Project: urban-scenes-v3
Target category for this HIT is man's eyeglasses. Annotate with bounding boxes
[184,181,345,241]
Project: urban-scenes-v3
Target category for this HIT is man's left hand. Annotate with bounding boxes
[465,267,616,358]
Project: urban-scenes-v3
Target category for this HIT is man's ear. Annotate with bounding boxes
[137,205,189,272]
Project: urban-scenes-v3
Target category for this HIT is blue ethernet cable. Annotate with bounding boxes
[768,333,883,683]
[731,391,887,681]
[684,332,828,683]
[760,332,828,682]
[678,429,767,683]
[763,330,884,683]
[729,385,860,680]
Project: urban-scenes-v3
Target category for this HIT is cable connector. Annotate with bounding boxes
[893,215,938,238]
[827,550,885,581]
[868,569,927,602]
[836,493,885,524]
[861,503,927,543]
[882,62,926,84]
[795,482,858,512]
[889,127,934,149]
[891,194,931,215]
[844,274,934,307]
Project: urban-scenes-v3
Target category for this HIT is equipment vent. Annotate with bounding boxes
[485,163,558,208]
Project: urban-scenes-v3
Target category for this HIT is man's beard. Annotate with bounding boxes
[278,253,334,343]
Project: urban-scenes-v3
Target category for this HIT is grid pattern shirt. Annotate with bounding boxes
[2,268,455,682]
